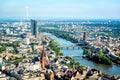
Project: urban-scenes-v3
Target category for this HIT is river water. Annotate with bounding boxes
[44,33,120,76]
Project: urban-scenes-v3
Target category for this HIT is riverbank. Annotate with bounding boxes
[40,29,78,43]
[41,29,119,65]
[42,29,119,62]
[83,49,113,65]
[48,37,117,79]
[44,32,120,76]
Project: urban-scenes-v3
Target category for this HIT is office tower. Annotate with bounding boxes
[83,32,87,41]
[31,19,38,38]
[0,34,2,39]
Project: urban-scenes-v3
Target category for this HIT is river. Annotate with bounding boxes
[44,32,120,76]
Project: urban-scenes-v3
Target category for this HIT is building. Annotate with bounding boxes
[41,46,49,70]
[24,38,30,45]
[6,28,10,35]
[0,34,2,39]
[83,32,88,41]
[31,19,38,38]
[50,72,54,80]
[77,36,81,42]
[109,37,112,43]
[41,47,46,70]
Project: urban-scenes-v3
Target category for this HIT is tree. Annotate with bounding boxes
[93,53,112,65]
[83,49,91,55]
[98,50,103,54]
[0,45,6,53]
[65,56,74,61]
[13,48,19,54]
[49,39,63,56]
[87,44,92,49]
[74,62,80,69]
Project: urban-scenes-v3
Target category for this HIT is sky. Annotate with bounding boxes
[0,0,120,19]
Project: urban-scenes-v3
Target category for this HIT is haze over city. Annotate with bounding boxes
[0,0,120,19]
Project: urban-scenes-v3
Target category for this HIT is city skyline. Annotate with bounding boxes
[0,0,120,19]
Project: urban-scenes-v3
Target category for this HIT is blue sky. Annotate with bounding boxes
[0,0,120,19]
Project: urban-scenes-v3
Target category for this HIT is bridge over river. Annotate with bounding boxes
[58,43,84,50]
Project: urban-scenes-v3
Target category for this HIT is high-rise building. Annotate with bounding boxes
[31,19,38,38]
[0,34,2,39]
[83,32,87,41]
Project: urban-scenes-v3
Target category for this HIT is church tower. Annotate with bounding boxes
[41,46,49,70]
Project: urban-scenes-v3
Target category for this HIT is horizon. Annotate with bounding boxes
[0,0,120,19]
[1,17,120,21]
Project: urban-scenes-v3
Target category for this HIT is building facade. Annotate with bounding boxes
[83,32,87,41]
[31,19,38,38]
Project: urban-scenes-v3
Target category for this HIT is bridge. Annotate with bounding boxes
[58,41,87,50]
[58,44,82,50]
[58,55,83,58]
[58,46,81,50]
[69,54,83,57]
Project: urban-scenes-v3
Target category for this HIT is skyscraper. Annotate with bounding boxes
[83,32,87,41]
[0,34,2,40]
[31,19,38,38]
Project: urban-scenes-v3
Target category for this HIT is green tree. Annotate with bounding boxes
[93,53,112,65]
[49,39,63,56]
[83,49,91,55]
[0,45,6,53]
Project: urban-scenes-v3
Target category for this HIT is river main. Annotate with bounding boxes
[44,32,120,76]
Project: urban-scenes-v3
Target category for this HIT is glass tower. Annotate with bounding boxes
[31,19,38,38]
